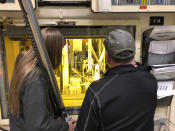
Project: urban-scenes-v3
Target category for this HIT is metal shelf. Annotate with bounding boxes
[92,0,175,13]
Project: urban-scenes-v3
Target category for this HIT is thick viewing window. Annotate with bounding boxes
[1,26,135,116]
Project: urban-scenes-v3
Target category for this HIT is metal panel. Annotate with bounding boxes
[0,0,35,11]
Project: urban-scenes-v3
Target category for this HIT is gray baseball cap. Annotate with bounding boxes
[104,29,135,61]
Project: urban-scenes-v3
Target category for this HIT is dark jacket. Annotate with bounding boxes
[76,64,157,131]
[9,67,69,131]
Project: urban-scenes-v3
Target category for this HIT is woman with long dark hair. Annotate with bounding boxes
[9,27,75,131]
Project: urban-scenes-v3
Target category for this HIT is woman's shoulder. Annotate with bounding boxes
[20,67,50,96]
[28,67,42,80]
[22,67,45,88]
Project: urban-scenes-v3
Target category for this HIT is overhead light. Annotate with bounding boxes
[13,21,58,26]
[39,21,57,26]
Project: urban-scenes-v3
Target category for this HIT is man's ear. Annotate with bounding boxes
[105,51,111,68]
[105,51,109,62]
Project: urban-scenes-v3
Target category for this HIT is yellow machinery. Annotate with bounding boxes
[59,38,106,107]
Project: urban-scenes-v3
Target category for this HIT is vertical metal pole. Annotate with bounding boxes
[0,27,9,119]
[88,39,92,72]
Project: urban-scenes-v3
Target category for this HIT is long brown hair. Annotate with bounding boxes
[9,27,65,116]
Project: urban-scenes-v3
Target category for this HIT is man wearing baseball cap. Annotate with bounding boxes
[76,29,157,131]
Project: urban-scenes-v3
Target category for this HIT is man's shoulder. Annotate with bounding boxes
[89,75,115,93]
[139,67,157,82]
[136,63,157,81]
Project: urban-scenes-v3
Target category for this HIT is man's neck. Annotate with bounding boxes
[110,60,136,68]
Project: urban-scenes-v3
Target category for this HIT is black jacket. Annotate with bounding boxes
[76,64,157,131]
[9,68,69,131]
